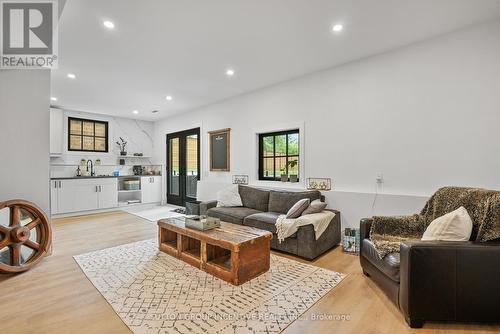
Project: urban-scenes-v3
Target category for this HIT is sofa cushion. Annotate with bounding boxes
[362,239,400,282]
[302,199,327,216]
[238,185,270,212]
[286,198,310,218]
[207,207,261,225]
[243,212,281,233]
[422,206,473,241]
[268,190,321,214]
[216,185,243,207]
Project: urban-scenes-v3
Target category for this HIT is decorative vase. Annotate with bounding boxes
[280,174,288,182]
[120,151,127,156]
[289,174,298,183]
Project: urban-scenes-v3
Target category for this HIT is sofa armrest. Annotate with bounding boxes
[360,218,373,241]
[399,240,500,327]
[199,200,217,215]
[296,209,341,260]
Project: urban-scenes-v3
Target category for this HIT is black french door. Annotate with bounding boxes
[166,128,200,206]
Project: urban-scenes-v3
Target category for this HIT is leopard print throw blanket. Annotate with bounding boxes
[370,187,500,258]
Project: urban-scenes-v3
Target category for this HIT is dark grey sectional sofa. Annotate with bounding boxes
[200,185,341,260]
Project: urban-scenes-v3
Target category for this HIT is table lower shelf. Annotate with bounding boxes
[158,225,270,285]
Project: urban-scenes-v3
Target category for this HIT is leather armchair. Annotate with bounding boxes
[360,218,500,327]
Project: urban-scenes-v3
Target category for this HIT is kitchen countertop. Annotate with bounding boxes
[50,175,161,180]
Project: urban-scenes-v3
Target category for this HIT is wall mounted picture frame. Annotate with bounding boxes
[232,175,249,185]
[209,128,230,171]
[306,177,331,191]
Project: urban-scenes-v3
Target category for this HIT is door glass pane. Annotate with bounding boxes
[186,134,198,198]
[82,121,94,136]
[288,133,299,155]
[263,158,275,178]
[262,136,274,157]
[169,138,180,196]
[275,135,287,156]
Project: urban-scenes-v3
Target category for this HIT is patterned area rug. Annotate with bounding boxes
[74,239,345,334]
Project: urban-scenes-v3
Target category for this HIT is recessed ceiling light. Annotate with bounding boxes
[166,95,173,101]
[132,110,139,114]
[67,73,76,79]
[332,24,343,32]
[103,20,115,29]
[50,97,57,101]
[225,69,235,77]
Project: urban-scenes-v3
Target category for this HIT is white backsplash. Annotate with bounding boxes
[50,109,159,178]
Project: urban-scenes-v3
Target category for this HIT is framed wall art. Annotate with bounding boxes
[209,128,230,171]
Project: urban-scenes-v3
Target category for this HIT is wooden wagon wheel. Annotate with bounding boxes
[0,200,52,274]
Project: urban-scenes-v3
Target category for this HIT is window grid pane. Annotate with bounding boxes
[275,134,287,156]
[69,135,82,150]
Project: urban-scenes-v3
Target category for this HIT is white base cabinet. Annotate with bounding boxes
[51,178,118,214]
[141,176,162,204]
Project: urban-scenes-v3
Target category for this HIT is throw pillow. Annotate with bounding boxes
[301,199,327,216]
[421,206,473,241]
[216,185,243,207]
[286,198,310,219]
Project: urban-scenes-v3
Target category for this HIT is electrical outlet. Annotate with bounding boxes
[376,173,383,183]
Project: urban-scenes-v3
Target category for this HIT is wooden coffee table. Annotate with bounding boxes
[158,217,272,285]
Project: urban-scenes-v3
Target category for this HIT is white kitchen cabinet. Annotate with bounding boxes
[50,108,63,156]
[98,179,119,209]
[141,176,162,204]
[51,178,118,214]
[58,179,99,213]
[50,180,60,214]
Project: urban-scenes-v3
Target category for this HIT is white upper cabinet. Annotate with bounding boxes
[50,108,63,156]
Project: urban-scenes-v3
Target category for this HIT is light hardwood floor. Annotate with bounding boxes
[1,211,499,334]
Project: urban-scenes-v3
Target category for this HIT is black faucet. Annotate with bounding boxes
[86,159,95,176]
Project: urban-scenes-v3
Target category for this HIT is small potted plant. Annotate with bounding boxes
[280,167,288,182]
[288,160,298,183]
[116,137,127,156]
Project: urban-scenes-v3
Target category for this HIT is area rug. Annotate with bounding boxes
[124,205,185,222]
[74,239,345,334]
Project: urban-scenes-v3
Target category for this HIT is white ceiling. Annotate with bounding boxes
[51,0,500,121]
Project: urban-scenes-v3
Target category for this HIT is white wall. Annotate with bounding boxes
[0,70,51,213]
[50,109,155,177]
[154,20,500,227]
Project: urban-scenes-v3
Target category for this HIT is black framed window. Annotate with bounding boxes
[258,129,299,181]
[68,117,108,152]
